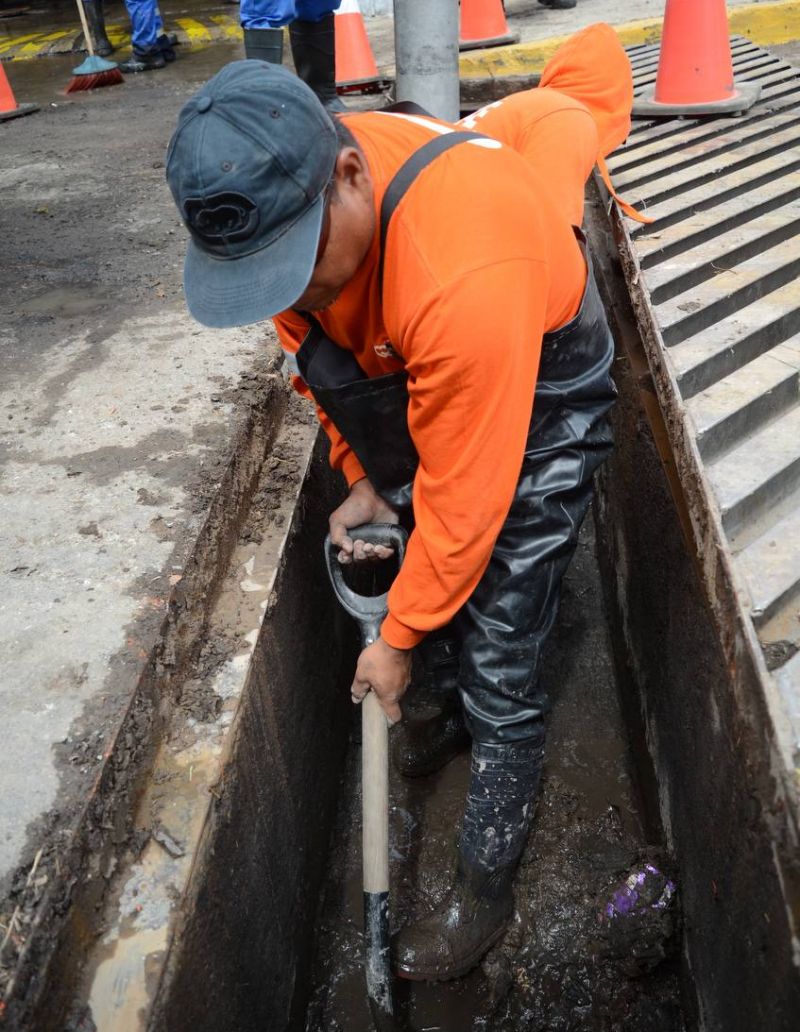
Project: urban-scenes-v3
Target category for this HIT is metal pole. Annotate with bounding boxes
[393,0,460,122]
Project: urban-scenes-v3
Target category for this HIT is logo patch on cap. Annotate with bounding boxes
[183,192,260,246]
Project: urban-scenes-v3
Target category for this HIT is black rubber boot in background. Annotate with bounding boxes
[119,47,166,72]
[243,27,284,64]
[393,738,544,981]
[289,14,346,111]
[392,636,470,778]
[157,33,177,62]
[75,0,114,57]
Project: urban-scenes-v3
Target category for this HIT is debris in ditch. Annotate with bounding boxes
[601,864,676,921]
[151,825,186,859]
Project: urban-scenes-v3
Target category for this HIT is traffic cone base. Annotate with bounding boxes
[0,101,39,123]
[633,79,760,118]
[459,31,519,52]
[0,61,39,122]
[459,0,519,52]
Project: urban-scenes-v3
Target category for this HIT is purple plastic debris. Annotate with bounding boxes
[601,863,676,921]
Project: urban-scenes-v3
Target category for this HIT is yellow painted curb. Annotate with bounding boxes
[458,0,800,79]
[1,14,244,62]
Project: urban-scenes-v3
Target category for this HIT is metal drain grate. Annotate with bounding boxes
[606,37,800,761]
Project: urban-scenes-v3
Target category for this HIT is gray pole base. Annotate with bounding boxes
[459,32,519,52]
[632,79,761,118]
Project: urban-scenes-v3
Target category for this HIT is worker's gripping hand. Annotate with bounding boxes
[351,637,411,724]
[329,477,399,564]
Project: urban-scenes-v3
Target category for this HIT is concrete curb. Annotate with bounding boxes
[0,14,244,63]
[3,1,799,65]
[459,0,800,78]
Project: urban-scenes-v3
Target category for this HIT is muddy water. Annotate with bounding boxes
[305,517,686,1032]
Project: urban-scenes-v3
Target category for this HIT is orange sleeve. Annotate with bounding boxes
[273,311,367,486]
[381,258,549,649]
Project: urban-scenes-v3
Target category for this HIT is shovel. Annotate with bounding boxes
[325,523,408,1032]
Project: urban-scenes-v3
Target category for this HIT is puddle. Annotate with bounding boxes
[17,284,112,319]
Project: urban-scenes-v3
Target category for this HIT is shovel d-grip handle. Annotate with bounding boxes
[324,523,408,646]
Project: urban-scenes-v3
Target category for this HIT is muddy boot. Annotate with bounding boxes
[393,697,470,778]
[393,738,543,981]
[393,637,469,777]
[157,33,177,62]
[289,14,345,111]
[74,0,114,57]
[243,27,284,64]
[119,47,166,73]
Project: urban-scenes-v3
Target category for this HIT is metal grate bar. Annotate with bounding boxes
[671,281,800,399]
[637,181,800,268]
[648,212,800,302]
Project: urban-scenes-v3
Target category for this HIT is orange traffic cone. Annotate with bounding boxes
[459,0,519,51]
[633,0,760,117]
[0,61,39,123]
[334,0,385,95]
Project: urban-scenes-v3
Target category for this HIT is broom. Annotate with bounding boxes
[66,0,123,93]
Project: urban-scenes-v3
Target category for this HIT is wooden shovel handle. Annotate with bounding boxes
[362,692,389,894]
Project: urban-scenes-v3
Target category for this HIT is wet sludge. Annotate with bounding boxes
[304,515,686,1032]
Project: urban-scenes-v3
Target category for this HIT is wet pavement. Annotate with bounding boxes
[306,520,685,1032]
[0,27,277,1021]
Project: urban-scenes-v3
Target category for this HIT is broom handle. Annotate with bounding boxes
[74,0,96,58]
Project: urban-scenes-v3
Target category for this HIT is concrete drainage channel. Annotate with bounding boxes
[64,399,689,1032]
[68,397,359,1032]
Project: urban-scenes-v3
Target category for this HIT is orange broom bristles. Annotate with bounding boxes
[66,65,124,93]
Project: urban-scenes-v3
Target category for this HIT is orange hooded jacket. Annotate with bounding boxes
[460,23,649,224]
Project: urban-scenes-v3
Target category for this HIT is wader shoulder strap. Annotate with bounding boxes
[296,129,487,333]
[378,130,486,292]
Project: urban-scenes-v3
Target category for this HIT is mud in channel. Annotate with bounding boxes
[305,515,686,1032]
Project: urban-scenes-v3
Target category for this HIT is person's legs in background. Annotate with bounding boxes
[119,0,168,72]
[240,0,294,64]
[74,0,114,58]
[289,0,344,110]
[240,0,344,110]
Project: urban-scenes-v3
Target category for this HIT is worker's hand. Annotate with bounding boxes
[329,477,399,564]
[351,637,411,724]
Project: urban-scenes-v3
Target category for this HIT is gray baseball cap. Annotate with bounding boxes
[166,60,338,328]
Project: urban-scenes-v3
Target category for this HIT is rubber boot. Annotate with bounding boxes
[289,14,346,112]
[392,636,470,778]
[75,0,114,57]
[157,33,177,62]
[243,27,284,65]
[119,48,166,73]
[393,739,543,981]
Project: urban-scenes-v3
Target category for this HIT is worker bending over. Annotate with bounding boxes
[165,23,632,981]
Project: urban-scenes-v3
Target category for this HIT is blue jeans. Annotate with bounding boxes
[124,0,164,53]
[240,0,340,30]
